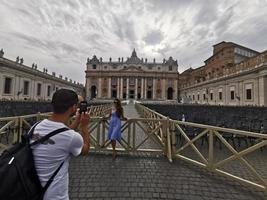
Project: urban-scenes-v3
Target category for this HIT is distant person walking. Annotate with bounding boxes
[182,114,186,122]
[107,98,127,160]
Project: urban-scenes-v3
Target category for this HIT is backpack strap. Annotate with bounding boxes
[27,121,41,139]
[42,161,64,193]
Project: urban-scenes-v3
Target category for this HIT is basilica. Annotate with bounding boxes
[85,49,179,100]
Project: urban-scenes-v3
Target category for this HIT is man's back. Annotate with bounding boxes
[30,119,83,200]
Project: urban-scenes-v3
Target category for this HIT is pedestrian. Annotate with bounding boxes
[31,89,90,200]
[182,114,186,122]
[107,98,127,160]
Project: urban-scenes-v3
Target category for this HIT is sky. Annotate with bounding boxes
[0,0,267,84]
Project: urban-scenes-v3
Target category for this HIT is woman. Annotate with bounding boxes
[107,98,127,160]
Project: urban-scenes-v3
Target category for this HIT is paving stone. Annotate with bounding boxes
[69,152,267,200]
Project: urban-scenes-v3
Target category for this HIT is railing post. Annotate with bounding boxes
[36,112,41,122]
[18,117,23,143]
[129,121,135,151]
[130,121,133,151]
[13,117,20,144]
[166,117,172,162]
[162,118,167,155]
[208,129,214,170]
[170,120,176,158]
[96,120,100,149]
[132,121,136,150]
[101,118,105,147]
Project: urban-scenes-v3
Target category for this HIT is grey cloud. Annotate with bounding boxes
[11,32,80,59]
[193,1,219,26]
[63,12,77,26]
[16,8,33,18]
[65,0,80,10]
[59,43,79,54]
[11,32,56,51]
[193,26,211,40]
[111,12,137,42]
[214,5,235,36]
[147,0,192,13]
[82,33,104,48]
[144,30,164,45]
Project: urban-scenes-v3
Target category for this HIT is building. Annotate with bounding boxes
[179,42,267,106]
[0,49,84,101]
[85,49,179,100]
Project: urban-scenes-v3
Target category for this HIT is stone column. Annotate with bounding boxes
[135,78,138,99]
[174,79,178,100]
[31,80,35,100]
[117,77,120,98]
[152,78,156,99]
[162,78,166,100]
[238,81,243,106]
[141,78,144,99]
[261,75,267,106]
[255,77,259,105]
[144,78,147,99]
[126,78,129,99]
[223,84,227,105]
[120,77,123,99]
[98,78,102,98]
[108,77,111,98]
[264,75,267,106]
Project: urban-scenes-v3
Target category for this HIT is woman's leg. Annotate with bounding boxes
[111,139,116,160]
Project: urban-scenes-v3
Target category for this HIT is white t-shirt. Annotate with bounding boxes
[30,119,83,200]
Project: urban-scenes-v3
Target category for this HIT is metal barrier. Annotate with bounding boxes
[88,104,111,117]
[136,103,267,192]
[0,104,111,151]
[88,117,168,158]
[0,112,51,149]
[1,102,266,192]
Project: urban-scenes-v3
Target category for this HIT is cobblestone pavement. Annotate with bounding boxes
[69,153,267,200]
[69,102,267,200]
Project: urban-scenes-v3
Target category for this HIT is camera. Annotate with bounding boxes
[79,101,88,114]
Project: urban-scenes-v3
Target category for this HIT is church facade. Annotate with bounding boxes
[85,49,179,100]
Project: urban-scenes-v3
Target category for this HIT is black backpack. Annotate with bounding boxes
[0,122,69,200]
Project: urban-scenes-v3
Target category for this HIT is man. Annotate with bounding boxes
[30,89,90,200]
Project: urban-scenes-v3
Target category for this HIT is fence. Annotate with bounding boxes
[0,102,266,192]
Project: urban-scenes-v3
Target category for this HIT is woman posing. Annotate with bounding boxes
[107,98,127,160]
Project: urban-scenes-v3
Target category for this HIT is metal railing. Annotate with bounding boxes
[88,104,111,117]
[136,103,267,192]
[88,117,168,157]
[0,104,111,150]
[1,102,266,192]
[0,113,51,149]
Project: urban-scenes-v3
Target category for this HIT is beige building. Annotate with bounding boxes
[179,42,267,106]
[85,49,179,100]
[0,50,84,101]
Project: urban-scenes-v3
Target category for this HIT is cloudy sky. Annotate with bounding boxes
[0,0,267,84]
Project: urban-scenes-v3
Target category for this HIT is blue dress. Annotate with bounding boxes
[107,109,121,141]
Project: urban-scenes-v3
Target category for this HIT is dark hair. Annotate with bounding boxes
[51,89,78,114]
[114,98,123,118]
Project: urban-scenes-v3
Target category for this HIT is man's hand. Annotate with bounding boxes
[69,110,81,130]
[80,112,90,155]
[80,112,90,129]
